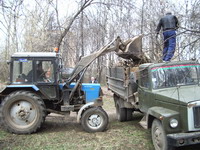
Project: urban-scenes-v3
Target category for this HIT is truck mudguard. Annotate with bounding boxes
[147,106,180,132]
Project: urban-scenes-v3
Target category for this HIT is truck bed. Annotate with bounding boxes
[106,66,139,108]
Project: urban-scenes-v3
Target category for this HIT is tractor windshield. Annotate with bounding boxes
[12,59,33,83]
[151,64,200,89]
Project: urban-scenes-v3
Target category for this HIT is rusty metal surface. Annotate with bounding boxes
[68,36,144,83]
[68,39,115,83]
[116,36,143,61]
[106,75,127,99]
[106,64,138,101]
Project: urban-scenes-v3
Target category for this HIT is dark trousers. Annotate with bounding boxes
[163,30,176,61]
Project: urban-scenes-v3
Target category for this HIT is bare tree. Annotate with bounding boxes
[56,0,93,51]
[0,0,200,83]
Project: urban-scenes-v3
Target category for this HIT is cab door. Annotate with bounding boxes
[138,68,153,112]
[35,59,59,100]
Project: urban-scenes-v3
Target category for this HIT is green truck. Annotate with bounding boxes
[107,60,200,150]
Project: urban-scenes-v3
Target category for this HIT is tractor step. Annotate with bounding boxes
[61,105,74,111]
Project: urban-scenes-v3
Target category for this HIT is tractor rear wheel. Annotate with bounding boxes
[0,91,46,134]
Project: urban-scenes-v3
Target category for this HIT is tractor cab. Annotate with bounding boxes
[10,52,59,84]
[9,52,60,100]
[0,52,108,134]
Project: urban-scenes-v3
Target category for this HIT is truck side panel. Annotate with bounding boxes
[107,66,138,109]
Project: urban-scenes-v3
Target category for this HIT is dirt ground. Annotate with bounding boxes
[0,87,200,150]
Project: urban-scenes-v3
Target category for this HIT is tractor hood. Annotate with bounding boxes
[154,84,200,105]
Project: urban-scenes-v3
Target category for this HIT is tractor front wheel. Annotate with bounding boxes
[81,107,108,132]
[0,91,46,134]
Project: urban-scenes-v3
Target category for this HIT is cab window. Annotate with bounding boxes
[152,64,199,89]
[35,61,54,83]
[12,59,33,83]
[140,68,149,88]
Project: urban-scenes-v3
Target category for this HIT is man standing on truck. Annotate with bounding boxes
[156,10,179,62]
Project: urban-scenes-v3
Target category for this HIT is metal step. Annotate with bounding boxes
[61,105,74,111]
[139,116,148,129]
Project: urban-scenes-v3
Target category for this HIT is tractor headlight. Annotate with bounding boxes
[170,119,178,128]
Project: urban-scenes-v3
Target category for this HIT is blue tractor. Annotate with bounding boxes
[0,51,110,134]
[0,36,141,134]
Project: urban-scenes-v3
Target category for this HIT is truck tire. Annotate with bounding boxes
[126,108,134,121]
[116,101,127,122]
[151,119,168,150]
[0,91,46,134]
[81,107,108,132]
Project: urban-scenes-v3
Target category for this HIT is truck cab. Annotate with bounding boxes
[138,61,200,149]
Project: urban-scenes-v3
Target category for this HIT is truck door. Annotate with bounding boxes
[138,68,152,112]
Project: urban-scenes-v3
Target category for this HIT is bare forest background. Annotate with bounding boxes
[0,0,200,83]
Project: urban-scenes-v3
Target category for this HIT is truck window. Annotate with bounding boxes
[140,68,149,88]
[152,64,199,89]
[13,59,33,83]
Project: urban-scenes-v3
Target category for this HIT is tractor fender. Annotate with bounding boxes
[77,98,103,123]
[0,85,39,95]
[77,102,95,123]
[7,85,39,91]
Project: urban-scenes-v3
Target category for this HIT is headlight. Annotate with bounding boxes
[170,119,178,128]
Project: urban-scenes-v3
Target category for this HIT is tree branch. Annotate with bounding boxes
[56,0,94,50]
[180,26,200,33]
[182,37,200,50]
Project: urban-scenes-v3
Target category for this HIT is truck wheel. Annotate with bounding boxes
[0,91,46,134]
[116,102,126,122]
[81,107,108,132]
[126,108,134,121]
[151,119,168,150]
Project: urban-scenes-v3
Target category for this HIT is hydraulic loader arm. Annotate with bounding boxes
[68,35,143,83]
